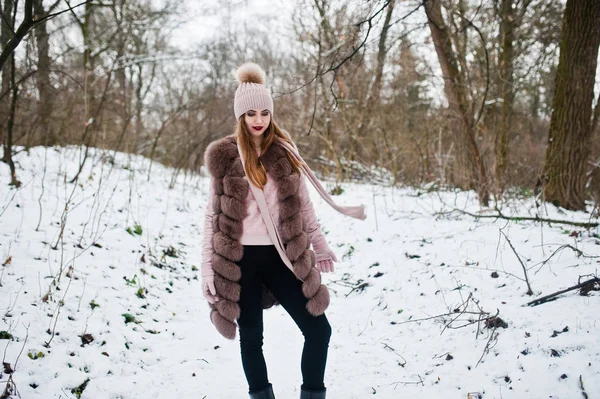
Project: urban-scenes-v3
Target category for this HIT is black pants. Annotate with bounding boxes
[237,245,332,394]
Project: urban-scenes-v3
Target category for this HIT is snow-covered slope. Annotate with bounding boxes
[1,146,599,399]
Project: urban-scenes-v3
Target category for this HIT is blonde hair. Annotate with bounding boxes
[237,116,303,188]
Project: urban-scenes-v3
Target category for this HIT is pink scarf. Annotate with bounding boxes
[278,140,366,221]
[236,139,366,274]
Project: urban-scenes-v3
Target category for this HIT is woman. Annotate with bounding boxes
[201,62,365,399]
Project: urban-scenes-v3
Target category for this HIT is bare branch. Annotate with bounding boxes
[0,0,89,71]
[277,1,422,98]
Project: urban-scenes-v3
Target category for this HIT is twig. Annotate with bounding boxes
[476,327,498,367]
[358,310,372,337]
[345,282,369,297]
[0,241,12,288]
[1,325,29,399]
[3,280,22,317]
[390,374,424,388]
[450,264,524,282]
[580,375,588,399]
[372,187,379,231]
[393,309,491,326]
[500,229,533,295]
[440,292,474,334]
[1,320,15,364]
[35,146,49,231]
[0,178,32,220]
[77,277,87,312]
[44,264,74,348]
[330,273,369,297]
[51,172,78,250]
[381,342,407,366]
[533,244,600,274]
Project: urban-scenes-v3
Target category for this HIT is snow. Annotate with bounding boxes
[1,145,599,399]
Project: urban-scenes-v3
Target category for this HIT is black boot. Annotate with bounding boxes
[249,383,275,399]
[300,387,326,399]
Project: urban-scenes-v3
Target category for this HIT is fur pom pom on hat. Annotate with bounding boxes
[233,62,273,120]
[235,62,266,85]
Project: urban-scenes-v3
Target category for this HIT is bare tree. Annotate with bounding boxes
[424,0,490,205]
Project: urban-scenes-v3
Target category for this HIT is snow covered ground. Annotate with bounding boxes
[1,146,599,399]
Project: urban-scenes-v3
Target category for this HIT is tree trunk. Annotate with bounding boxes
[0,0,13,98]
[33,0,57,146]
[0,0,21,187]
[1,0,21,187]
[6,47,21,187]
[496,0,515,196]
[0,0,13,117]
[357,0,394,166]
[82,1,93,126]
[365,0,394,113]
[542,0,600,210]
[424,0,490,205]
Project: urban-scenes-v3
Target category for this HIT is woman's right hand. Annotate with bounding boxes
[202,274,219,304]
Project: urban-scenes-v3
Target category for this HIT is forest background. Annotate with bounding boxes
[1,0,600,213]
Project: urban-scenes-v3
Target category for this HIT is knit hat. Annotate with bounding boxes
[233,62,274,120]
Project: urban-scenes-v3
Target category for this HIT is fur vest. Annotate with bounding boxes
[204,135,329,339]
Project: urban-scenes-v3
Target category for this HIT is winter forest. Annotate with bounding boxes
[1,0,600,398]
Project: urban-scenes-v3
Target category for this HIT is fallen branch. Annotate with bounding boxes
[437,208,598,229]
[525,277,600,307]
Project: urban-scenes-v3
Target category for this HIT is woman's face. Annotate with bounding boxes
[244,109,271,139]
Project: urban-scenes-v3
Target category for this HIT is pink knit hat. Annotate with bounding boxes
[233,63,274,120]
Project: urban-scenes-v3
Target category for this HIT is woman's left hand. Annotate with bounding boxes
[316,250,338,273]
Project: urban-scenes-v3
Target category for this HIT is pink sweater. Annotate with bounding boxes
[201,173,331,276]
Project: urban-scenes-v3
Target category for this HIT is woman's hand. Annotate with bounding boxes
[202,274,219,304]
[316,250,338,273]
